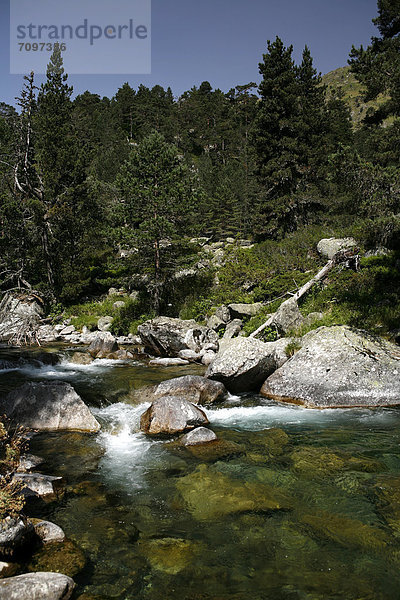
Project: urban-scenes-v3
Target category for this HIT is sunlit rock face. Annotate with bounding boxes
[261,325,400,408]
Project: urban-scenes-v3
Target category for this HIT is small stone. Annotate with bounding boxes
[31,520,65,544]
[60,325,75,336]
[149,357,190,366]
[13,473,64,498]
[113,301,126,310]
[180,427,217,446]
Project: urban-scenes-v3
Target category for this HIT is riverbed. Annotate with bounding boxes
[2,346,400,599]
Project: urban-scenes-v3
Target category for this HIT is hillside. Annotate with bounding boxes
[322,66,389,128]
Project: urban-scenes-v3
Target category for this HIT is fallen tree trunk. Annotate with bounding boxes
[249,250,359,339]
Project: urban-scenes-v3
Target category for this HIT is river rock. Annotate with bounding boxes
[2,381,100,432]
[139,375,228,406]
[59,325,75,336]
[139,537,200,575]
[149,357,189,366]
[0,561,18,578]
[140,396,209,436]
[0,572,75,600]
[175,464,292,520]
[28,539,86,578]
[206,336,289,393]
[261,325,400,408]
[87,332,119,358]
[228,303,263,320]
[17,454,44,473]
[30,520,65,544]
[177,349,202,362]
[201,351,216,366]
[0,518,34,561]
[138,317,218,357]
[13,474,63,499]
[68,352,93,366]
[97,316,113,332]
[317,237,358,260]
[180,427,217,446]
[271,298,304,335]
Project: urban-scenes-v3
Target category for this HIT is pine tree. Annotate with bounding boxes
[116,132,199,312]
[251,37,303,236]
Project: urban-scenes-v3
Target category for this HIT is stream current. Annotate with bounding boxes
[1,345,400,599]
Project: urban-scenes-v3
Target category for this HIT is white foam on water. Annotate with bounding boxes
[205,402,394,431]
[0,356,133,380]
[93,402,158,490]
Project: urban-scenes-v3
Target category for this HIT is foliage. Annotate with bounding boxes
[0,420,27,519]
[285,339,302,357]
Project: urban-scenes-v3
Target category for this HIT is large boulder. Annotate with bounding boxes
[206,336,289,393]
[140,396,209,436]
[0,572,75,600]
[261,325,400,408]
[138,375,227,406]
[138,317,218,357]
[87,332,119,358]
[2,382,100,432]
[271,298,304,335]
[317,237,358,260]
[0,295,43,343]
[97,316,113,332]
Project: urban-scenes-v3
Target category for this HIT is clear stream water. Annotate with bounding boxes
[2,346,400,599]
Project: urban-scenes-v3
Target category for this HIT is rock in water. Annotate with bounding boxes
[261,325,400,408]
[180,427,217,446]
[0,572,75,600]
[140,396,209,436]
[87,332,119,358]
[138,317,218,357]
[2,382,100,432]
[139,375,227,406]
[175,464,292,520]
[0,518,34,561]
[206,336,289,393]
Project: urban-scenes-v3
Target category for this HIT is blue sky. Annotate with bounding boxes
[1,0,378,106]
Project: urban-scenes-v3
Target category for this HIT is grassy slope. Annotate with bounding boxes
[322,66,390,128]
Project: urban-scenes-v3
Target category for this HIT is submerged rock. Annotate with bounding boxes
[138,537,200,574]
[138,316,218,357]
[261,325,400,408]
[206,336,289,393]
[68,352,93,366]
[28,539,86,578]
[2,382,101,432]
[139,375,227,406]
[0,572,75,600]
[140,396,209,436]
[289,446,382,478]
[299,509,387,551]
[175,464,292,520]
